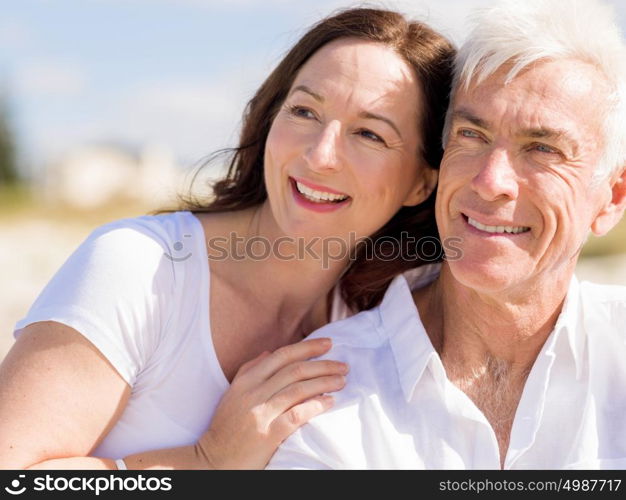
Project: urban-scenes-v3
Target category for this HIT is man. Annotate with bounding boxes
[268,0,626,469]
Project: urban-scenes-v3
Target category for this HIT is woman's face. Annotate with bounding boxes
[264,37,436,243]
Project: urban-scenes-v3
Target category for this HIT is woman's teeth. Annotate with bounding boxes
[296,181,348,203]
[467,216,530,234]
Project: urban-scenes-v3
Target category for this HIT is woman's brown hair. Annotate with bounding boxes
[175,7,455,311]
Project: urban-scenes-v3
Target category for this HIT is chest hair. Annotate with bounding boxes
[446,354,531,467]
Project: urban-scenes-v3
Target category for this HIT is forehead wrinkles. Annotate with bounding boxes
[297,40,417,101]
[313,39,414,82]
[294,72,420,137]
[458,62,607,143]
[294,42,421,138]
[298,58,415,103]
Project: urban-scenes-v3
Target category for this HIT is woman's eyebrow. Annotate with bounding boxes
[290,84,402,139]
[289,85,324,102]
[359,111,402,139]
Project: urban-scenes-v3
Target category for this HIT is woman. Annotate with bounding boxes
[0,8,454,469]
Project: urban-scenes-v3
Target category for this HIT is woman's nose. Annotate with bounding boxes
[304,120,343,173]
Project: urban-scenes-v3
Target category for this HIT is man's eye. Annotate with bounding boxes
[459,129,481,139]
[533,143,559,154]
[357,129,386,144]
[288,105,316,119]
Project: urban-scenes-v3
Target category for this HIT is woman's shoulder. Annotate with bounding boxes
[13,211,207,383]
[192,208,256,237]
[193,208,260,260]
[77,211,211,269]
[90,211,200,253]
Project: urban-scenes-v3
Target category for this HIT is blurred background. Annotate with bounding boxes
[2,0,626,360]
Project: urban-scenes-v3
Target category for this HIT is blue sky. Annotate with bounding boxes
[2,0,626,177]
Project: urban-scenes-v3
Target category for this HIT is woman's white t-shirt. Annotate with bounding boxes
[13,211,353,459]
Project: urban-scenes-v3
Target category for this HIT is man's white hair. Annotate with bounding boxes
[445,0,626,181]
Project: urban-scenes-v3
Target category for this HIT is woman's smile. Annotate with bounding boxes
[289,177,352,213]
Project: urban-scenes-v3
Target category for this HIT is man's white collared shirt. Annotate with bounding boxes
[268,264,626,469]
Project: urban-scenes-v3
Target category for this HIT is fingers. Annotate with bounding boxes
[266,373,346,418]
[270,395,335,443]
[237,350,271,375]
[234,338,334,388]
[258,359,348,401]
[201,338,345,468]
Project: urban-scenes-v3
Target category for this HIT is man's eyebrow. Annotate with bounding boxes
[521,128,579,154]
[523,128,568,141]
[451,109,491,130]
[453,109,578,153]
[289,85,324,102]
[360,111,402,139]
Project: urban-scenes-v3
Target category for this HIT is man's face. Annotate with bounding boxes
[438,59,618,294]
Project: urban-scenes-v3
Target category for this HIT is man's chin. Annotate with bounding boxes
[445,258,526,295]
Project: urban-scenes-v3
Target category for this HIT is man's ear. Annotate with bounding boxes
[403,166,438,207]
[591,166,626,236]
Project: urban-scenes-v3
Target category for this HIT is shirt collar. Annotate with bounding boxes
[378,263,441,402]
[377,264,585,401]
[552,274,584,378]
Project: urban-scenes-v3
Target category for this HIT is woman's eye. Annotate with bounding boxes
[357,129,385,144]
[288,105,316,120]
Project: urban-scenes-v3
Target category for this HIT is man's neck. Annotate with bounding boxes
[415,264,570,367]
[413,263,572,467]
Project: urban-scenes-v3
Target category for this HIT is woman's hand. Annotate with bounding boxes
[194,337,347,469]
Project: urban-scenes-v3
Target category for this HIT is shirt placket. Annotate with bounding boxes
[503,327,561,469]
[430,357,502,469]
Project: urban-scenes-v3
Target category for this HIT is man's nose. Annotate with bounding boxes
[304,120,343,173]
[471,148,519,201]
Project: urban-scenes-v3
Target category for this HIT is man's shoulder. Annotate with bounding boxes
[579,280,626,302]
[578,280,626,336]
[579,280,626,311]
[308,306,386,351]
[308,307,400,399]
[276,306,408,469]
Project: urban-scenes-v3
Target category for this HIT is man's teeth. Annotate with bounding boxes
[296,181,348,203]
[467,217,530,234]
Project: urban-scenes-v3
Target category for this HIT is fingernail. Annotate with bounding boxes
[340,363,349,374]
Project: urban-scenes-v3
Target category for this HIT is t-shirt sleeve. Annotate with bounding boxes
[13,219,175,386]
